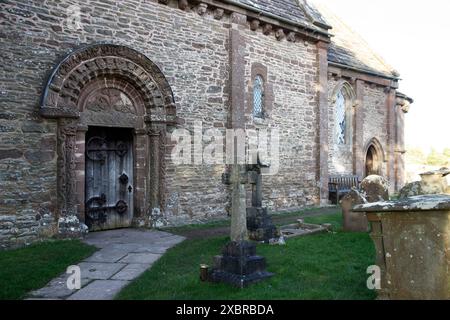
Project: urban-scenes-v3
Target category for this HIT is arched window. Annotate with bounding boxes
[335,89,346,144]
[332,81,355,146]
[253,75,265,118]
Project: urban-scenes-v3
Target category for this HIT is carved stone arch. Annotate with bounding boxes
[364,137,386,177]
[40,44,176,236]
[40,43,176,122]
[331,80,356,105]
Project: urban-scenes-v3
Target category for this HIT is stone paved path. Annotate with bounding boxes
[27,229,185,300]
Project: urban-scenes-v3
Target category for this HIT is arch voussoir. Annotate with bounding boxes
[40,44,175,118]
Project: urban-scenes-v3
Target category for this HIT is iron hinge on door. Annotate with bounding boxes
[86,137,128,164]
[86,193,129,219]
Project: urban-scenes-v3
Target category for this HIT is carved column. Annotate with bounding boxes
[148,126,162,210]
[317,41,329,204]
[57,119,78,215]
[74,125,88,222]
[56,119,88,238]
[134,128,148,220]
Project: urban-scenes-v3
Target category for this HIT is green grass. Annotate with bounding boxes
[161,206,340,234]
[117,213,376,300]
[303,213,343,231]
[160,218,231,234]
[0,240,97,300]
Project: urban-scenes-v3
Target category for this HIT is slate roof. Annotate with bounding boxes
[232,0,331,31]
[313,2,398,79]
[231,0,398,79]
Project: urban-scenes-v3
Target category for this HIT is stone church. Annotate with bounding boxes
[0,0,413,248]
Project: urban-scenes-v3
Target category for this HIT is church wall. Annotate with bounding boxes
[361,83,389,177]
[0,0,232,247]
[0,0,400,248]
[241,28,321,212]
[326,76,391,181]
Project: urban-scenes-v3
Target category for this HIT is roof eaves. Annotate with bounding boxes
[219,0,331,38]
[329,61,400,81]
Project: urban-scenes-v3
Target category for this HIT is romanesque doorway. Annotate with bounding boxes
[39,44,177,235]
[85,127,134,231]
[365,145,380,177]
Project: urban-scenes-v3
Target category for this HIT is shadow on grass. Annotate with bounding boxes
[118,213,376,300]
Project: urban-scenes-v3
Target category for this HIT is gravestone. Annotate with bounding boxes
[341,188,368,232]
[246,157,279,243]
[208,164,273,288]
[399,168,450,199]
[398,181,423,199]
[341,175,388,232]
[360,175,390,203]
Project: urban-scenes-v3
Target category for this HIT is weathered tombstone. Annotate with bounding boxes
[420,168,449,195]
[209,164,273,288]
[246,156,280,243]
[399,168,450,199]
[354,195,450,300]
[360,175,390,203]
[341,175,388,232]
[341,188,368,232]
[398,181,423,199]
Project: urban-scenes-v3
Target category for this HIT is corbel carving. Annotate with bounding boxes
[178,0,189,10]
[396,98,410,113]
[147,127,163,137]
[214,8,225,20]
[262,24,272,35]
[275,28,285,41]
[197,3,208,15]
[250,19,260,31]
[286,32,296,42]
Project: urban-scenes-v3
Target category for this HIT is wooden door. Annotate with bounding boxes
[85,127,134,231]
[365,145,380,177]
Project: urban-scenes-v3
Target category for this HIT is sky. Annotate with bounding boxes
[312,0,449,153]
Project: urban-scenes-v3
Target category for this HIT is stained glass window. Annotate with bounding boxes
[253,75,264,118]
[335,90,346,144]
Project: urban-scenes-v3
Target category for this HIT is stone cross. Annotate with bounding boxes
[229,164,248,242]
[246,154,279,243]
